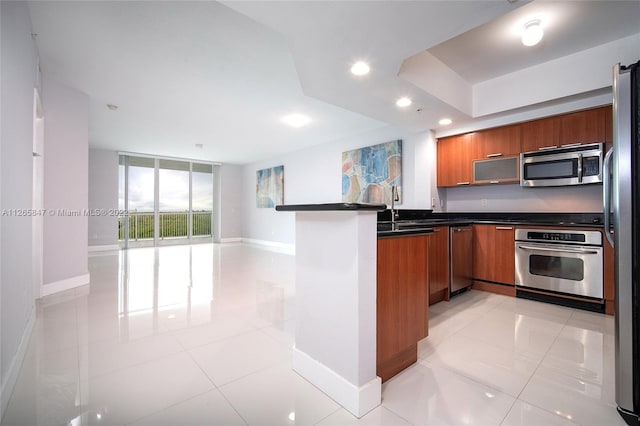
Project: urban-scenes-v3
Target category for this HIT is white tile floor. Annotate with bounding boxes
[0,243,626,426]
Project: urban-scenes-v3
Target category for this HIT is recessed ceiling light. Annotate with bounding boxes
[439,118,453,126]
[106,103,118,111]
[350,61,370,76]
[282,113,311,128]
[396,97,412,107]
[522,19,543,46]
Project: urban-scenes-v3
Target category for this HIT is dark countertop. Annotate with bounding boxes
[377,210,606,228]
[276,203,387,212]
[376,211,608,238]
[376,226,435,238]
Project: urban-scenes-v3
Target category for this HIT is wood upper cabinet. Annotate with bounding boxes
[473,125,522,159]
[436,105,613,188]
[520,106,612,153]
[559,106,609,146]
[428,226,449,305]
[437,133,474,187]
[472,224,515,285]
[522,116,561,152]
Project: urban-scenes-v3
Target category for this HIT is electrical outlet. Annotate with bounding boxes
[481,198,488,206]
[431,197,436,208]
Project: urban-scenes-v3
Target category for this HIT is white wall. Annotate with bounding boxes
[473,33,640,117]
[88,149,119,248]
[42,75,90,293]
[241,125,438,245]
[0,1,38,418]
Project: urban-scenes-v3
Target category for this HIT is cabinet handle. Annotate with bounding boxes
[487,153,503,158]
[489,180,500,184]
[538,145,558,151]
[495,226,513,230]
[456,182,470,186]
[562,142,582,148]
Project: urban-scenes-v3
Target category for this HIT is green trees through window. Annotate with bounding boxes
[118,155,214,244]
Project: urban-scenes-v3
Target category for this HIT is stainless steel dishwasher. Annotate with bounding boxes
[450,225,473,295]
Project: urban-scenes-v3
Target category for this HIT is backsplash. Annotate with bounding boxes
[443,183,603,213]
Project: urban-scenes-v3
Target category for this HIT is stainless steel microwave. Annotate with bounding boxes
[520,143,605,187]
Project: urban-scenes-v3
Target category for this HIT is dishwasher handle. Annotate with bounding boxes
[452,227,472,232]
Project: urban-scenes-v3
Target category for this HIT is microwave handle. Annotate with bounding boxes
[603,147,614,247]
[577,153,583,183]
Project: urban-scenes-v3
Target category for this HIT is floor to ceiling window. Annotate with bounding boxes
[118,154,215,247]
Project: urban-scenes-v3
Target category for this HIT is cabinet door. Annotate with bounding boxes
[437,133,473,187]
[474,125,522,159]
[472,224,515,285]
[428,226,449,304]
[377,235,429,365]
[522,116,560,152]
[559,107,608,146]
[493,226,515,284]
[473,156,519,184]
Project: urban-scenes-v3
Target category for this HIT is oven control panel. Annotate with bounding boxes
[515,229,602,246]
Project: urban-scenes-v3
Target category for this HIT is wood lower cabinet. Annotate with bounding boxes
[377,235,429,382]
[472,224,515,286]
[428,226,449,305]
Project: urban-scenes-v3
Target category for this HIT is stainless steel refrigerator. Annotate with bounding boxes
[607,60,640,426]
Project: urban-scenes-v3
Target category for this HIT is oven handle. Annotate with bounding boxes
[517,244,600,255]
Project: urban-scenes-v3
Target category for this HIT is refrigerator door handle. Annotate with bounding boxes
[603,147,614,247]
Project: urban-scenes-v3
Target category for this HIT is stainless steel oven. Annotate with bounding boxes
[514,228,603,299]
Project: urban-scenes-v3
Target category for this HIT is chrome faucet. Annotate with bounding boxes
[390,184,400,228]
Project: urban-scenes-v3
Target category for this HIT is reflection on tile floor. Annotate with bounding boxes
[0,244,626,425]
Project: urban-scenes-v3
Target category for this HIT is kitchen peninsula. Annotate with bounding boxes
[276,202,434,417]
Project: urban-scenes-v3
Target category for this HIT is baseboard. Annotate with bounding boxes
[1,305,36,418]
[292,346,381,418]
[241,238,295,255]
[219,237,242,243]
[88,244,119,252]
[41,272,90,297]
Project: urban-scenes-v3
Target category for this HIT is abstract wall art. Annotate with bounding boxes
[341,140,402,205]
[256,165,284,208]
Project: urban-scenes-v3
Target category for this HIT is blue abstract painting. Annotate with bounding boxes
[256,165,284,208]
[342,140,402,205]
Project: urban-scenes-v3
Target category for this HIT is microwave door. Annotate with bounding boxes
[522,156,579,187]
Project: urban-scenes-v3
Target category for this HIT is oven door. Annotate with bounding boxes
[515,242,603,298]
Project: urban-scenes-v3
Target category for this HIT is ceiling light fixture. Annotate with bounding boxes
[350,61,370,76]
[396,97,412,107]
[439,118,453,126]
[521,19,543,47]
[282,113,311,128]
